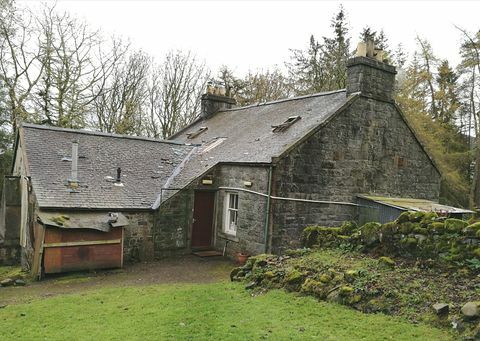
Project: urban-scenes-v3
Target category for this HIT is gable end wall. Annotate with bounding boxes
[271,97,441,253]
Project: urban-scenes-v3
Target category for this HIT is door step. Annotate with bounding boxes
[192,250,223,257]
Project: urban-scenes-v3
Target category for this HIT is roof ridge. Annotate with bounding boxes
[222,89,347,113]
[21,123,184,145]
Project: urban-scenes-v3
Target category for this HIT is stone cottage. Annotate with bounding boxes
[1,49,442,276]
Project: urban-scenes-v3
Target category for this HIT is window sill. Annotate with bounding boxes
[218,231,239,242]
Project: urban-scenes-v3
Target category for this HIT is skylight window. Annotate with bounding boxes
[272,116,301,132]
[201,137,226,153]
[187,126,208,139]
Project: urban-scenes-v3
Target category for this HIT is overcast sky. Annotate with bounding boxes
[22,0,480,76]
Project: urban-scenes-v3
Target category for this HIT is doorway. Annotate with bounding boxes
[191,191,215,249]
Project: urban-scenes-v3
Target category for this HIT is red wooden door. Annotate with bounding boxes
[191,191,215,249]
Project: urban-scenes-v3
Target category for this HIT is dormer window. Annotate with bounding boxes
[187,127,208,139]
[272,116,301,132]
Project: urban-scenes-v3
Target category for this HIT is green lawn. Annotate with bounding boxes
[0,282,452,340]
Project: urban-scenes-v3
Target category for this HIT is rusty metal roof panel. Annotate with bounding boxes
[37,211,129,232]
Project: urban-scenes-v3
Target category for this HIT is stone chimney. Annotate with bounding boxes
[201,82,236,119]
[346,40,397,102]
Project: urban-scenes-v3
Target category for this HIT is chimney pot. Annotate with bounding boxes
[356,42,367,57]
[201,84,236,119]
[366,39,375,58]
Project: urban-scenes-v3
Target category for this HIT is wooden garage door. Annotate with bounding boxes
[43,227,123,274]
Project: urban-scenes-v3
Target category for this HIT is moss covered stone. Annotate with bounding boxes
[284,269,304,285]
[400,237,418,248]
[396,212,412,224]
[428,222,445,234]
[319,273,333,283]
[344,270,359,283]
[302,226,341,248]
[413,226,429,235]
[347,294,362,305]
[339,285,354,297]
[420,212,438,225]
[445,219,468,233]
[473,249,480,258]
[399,222,414,234]
[360,222,382,245]
[378,256,395,268]
[340,221,358,235]
[301,278,328,298]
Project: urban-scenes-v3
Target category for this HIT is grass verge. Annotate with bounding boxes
[0,282,452,340]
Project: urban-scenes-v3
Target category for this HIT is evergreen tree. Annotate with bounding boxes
[321,5,351,90]
[287,5,352,95]
[396,53,471,207]
[287,35,326,95]
[435,60,460,125]
[457,28,480,208]
[393,43,408,69]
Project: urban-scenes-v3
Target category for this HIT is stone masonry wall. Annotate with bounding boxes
[123,211,155,262]
[153,164,270,259]
[213,165,270,257]
[153,190,193,258]
[272,97,441,253]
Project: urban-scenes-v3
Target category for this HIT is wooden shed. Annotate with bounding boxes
[34,212,129,276]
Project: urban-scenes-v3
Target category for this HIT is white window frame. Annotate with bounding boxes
[223,192,239,236]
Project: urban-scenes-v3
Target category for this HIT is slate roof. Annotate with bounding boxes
[156,90,351,204]
[19,124,194,209]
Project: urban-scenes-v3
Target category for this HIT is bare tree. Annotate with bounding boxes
[416,37,438,119]
[0,3,126,132]
[236,68,291,106]
[0,4,45,132]
[35,7,125,128]
[145,51,209,139]
[93,51,150,135]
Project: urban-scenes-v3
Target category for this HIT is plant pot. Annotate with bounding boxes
[237,253,249,266]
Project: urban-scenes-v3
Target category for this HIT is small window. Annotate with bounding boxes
[394,155,407,168]
[272,116,301,132]
[187,126,208,139]
[224,192,239,236]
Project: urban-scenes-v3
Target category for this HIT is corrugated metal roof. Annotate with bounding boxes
[358,195,474,214]
[37,211,129,232]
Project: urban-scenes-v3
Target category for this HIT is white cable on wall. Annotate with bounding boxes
[217,186,360,207]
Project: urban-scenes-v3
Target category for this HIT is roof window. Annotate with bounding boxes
[187,126,208,139]
[272,116,301,132]
[201,137,226,153]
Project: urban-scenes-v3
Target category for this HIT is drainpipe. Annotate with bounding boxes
[263,165,273,253]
